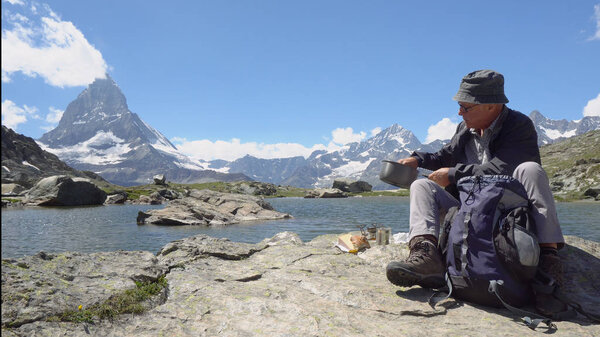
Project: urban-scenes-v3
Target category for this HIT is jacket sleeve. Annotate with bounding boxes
[411,123,464,171]
[447,112,540,183]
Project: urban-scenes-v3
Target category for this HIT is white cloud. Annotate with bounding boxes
[172,137,328,161]
[4,0,25,5]
[1,1,108,87]
[425,118,458,143]
[589,4,600,41]
[583,93,600,117]
[172,126,378,161]
[1,99,29,129]
[331,127,366,145]
[370,127,382,137]
[45,106,63,123]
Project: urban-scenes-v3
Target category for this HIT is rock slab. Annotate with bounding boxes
[2,234,598,336]
[137,189,290,226]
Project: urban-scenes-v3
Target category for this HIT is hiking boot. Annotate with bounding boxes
[386,236,445,289]
[535,252,568,317]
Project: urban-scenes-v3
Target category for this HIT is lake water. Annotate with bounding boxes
[2,197,599,258]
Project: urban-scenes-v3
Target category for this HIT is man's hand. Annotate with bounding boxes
[397,157,418,169]
[428,167,451,187]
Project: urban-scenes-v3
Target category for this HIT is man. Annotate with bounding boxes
[385,69,565,316]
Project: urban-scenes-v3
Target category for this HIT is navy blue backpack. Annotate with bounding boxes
[433,175,549,327]
[431,175,600,330]
[443,175,539,307]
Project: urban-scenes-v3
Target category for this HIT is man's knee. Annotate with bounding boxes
[513,161,549,185]
[410,179,438,195]
[513,161,543,176]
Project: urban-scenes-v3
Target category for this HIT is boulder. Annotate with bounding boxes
[332,178,373,193]
[1,183,27,196]
[153,174,166,185]
[230,181,278,196]
[155,189,179,200]
[131,194,163,205]
[583,185,600,198]
[23,175,107,206]
[105,192,128,204]
[304,188,348,198]
[136,189,291,226]
[2,234,598,336]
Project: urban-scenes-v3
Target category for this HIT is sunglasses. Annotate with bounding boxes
[458,103,479,113]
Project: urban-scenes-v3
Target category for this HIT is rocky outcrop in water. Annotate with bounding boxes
[332,178,373,192]
[304,188,348,198]
[24,175,107,206]
[136,189,290,226]
[104,192,128,204]
[2,234,598,336]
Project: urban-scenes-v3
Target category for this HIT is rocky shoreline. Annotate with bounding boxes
[2,233,599,336]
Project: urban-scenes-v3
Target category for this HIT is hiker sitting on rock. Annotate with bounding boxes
[386,69,565,317]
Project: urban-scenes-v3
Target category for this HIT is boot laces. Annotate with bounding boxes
[408,241,434,263]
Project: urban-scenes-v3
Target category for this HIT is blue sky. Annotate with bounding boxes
[2,0,600,161]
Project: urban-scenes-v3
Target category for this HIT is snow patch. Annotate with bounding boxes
[332,158,376,177]
[22,161,40,171]
[540,126,577,140]
[2,166,11,172]
[37,131,132,165]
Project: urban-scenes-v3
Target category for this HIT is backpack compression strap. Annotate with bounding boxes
[488,280,556,331]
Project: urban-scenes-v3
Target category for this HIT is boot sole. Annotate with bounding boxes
[386,262,445,289]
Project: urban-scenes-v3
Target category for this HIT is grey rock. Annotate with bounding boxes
[229,181,278,196]
[1,183,27,196]
[24,175,107,206]
[155,189,179,200]
[583,185,600,198]
[1,250,166,329]
[153,174,166,185]
[104,192,128,204]
[333,178,373,192]
[2,234,598,336]
[304,188,348,198]
[131,194,163,205]
[137,189,290,226]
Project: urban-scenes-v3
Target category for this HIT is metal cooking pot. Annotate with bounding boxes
[379,160,418,189]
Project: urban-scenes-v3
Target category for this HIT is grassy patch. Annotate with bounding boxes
[49,275,168,324]
[1,198,21,203]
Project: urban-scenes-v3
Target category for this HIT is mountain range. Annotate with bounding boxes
[35,76,600,189]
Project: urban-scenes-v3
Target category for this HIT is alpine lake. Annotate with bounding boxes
[2,196,599,258]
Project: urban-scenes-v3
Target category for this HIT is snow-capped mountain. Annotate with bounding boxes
[213,124,447,190]
[529,110,600,145]
[37,75,249,186]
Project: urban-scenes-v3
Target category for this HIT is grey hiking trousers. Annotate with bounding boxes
[407,161,564,245]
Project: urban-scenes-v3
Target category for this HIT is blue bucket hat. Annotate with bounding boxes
[453,69,509,104]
